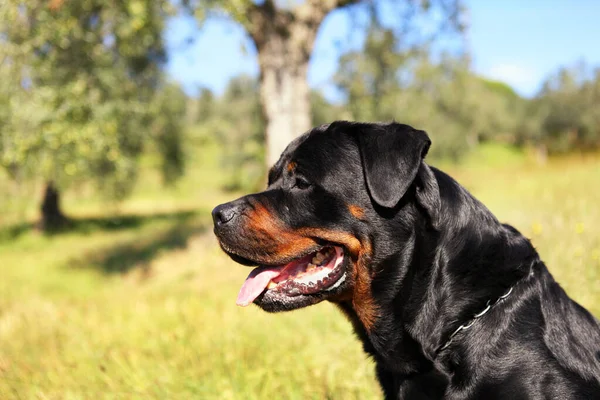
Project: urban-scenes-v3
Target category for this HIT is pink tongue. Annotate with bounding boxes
[236,267,281,307]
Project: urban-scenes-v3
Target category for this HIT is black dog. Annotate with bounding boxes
[212,121,600,399]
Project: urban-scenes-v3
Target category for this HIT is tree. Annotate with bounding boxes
[189,0,465,165]
[0,0,185,231]
[534,63,600,154]
[200,75,265,191]
[149,83,187,185]
[335,22,406,122]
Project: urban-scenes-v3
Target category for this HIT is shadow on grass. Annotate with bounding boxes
[0,210,199,241]
[0,221,32,240]
[68,214,209,274]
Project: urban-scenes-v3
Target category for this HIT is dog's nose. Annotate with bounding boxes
[212,203,238,227]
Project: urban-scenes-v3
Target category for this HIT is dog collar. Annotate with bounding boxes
[435,286,515,355]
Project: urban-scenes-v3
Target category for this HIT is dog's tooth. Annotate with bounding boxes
[267,281,277,289]
[312,256,325,265]
[313,252,326,264]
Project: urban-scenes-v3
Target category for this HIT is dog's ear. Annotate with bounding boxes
[356,123,431,209]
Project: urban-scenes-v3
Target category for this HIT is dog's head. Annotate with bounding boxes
[212,121,439,329]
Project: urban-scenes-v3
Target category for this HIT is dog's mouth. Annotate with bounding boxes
[236,246,346,306]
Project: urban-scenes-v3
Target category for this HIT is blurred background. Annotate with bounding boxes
[0,0,599,398]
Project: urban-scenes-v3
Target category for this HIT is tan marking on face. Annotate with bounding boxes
[244,204,318,263]
[286,161,297,173]
[348,204,366,220]
[350,240,378,332]
[296,228,362,258]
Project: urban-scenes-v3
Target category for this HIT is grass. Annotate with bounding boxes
[1,144,599,399]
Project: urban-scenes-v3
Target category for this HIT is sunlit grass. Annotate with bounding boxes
[1,145,599,399]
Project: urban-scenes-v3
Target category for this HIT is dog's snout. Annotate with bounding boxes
[212,203,239,227]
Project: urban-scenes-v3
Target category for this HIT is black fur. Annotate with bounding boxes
[212,121,600,399]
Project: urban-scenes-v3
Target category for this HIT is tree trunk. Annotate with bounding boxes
[260,55,311,166]
[258,34,313,166]
[40,181,67,231]
[247,1,359,167]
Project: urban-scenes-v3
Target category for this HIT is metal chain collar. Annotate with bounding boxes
[436,286,514,354]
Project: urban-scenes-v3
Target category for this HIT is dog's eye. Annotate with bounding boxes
[293,176,312,190]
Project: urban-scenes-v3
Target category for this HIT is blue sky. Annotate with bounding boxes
[164,1,600,99]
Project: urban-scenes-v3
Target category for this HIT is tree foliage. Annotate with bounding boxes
[0,0,185,213]
[188,76,265,192]
[533,64,600,153]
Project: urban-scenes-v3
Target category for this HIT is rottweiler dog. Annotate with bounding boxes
[212,121,600,399]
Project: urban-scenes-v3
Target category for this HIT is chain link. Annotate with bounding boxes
[437,286,514,353]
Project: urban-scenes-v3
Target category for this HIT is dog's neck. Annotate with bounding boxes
[338,168,539,378]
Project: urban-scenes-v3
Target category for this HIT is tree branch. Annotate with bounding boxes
[294,0,363,24]
[307,0,363,14]
[244,0,362,50]
[244,0,278,49]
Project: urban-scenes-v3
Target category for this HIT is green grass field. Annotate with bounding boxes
[1,145,599,399]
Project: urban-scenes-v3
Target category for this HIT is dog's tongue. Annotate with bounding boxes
[236,267,281,307]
